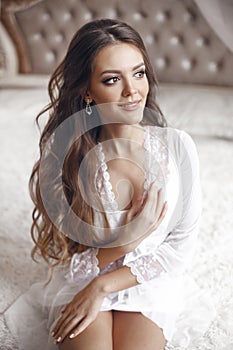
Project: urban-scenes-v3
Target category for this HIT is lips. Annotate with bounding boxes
[118,100,142,111]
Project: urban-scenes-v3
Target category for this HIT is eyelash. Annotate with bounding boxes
[102,70,146,85]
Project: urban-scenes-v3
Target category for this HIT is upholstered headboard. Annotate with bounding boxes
[1,0,233,86]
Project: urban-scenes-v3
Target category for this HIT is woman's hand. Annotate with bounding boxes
[95,182,167,270]
[51,278,106,344]
[119,183,168,251]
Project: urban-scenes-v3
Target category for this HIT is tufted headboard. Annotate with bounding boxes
[1,0,233,86]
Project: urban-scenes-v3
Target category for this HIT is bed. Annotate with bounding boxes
[0,1,233,349]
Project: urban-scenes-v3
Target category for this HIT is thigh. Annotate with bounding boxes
[113,311,166,350]
[59,311,113,350]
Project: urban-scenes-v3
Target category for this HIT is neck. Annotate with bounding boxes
[98,124,145,156]
[99,123,144,142]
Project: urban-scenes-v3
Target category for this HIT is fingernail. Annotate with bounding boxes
[57,337,62,343]
[51,331,55,337]
[69,333,75,338]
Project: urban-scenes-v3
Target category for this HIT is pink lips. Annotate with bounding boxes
[118,100,141,111]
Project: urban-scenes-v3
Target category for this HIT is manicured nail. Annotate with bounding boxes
[57,337,62,343]
[69,333,75,338]
[51,331,55,337]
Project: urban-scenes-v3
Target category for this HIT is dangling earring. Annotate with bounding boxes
[85,99,92,115]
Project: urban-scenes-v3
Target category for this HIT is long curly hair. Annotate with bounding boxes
[29,18,167,272]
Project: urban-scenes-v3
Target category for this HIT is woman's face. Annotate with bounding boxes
[87,43,149,125]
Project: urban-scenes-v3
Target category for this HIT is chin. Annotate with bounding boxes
[117,104,145,124]
[97,102,145,125]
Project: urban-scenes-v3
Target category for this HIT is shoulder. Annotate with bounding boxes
[169,128,200,174]
[146,125,199,167]
[145,125,196,151]
[172,129,199,163]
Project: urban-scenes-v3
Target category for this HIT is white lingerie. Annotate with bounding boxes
[4,126,216,350]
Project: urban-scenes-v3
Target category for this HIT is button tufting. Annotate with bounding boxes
[183,10,196,22]
[45,50,56,63]
[83,12,92,21]
[63,11,72,21]
[155,57,167,69]
[54,33,64,43]
[31,32,42,41]
[155,11,169,23]
[181,58,193,71]
[133,12,143,21]
[196,37,209,47]
[100,8,116,19]
[145,34,154,45]
[41,12,51,21]
[170,35,183,46]
[9,0,233,85]
[208,61,220,72]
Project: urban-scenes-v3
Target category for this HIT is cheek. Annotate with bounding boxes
[139,80,149,104]
[92,89,117,104]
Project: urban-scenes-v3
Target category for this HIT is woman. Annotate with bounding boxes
[5,19,214,350]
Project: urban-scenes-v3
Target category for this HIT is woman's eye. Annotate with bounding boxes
[135,70,146,78]
[102,76,120,85]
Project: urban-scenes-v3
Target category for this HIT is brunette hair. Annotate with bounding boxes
[29,18,167,271]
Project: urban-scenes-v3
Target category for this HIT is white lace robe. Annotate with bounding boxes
[4,126,215,350]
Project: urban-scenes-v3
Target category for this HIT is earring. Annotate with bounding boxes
[85,99,92,115]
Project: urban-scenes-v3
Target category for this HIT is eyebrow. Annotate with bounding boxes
[100,62,145,76]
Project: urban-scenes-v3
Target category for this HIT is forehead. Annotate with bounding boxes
[92,43,144,72]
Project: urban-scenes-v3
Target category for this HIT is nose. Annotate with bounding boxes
[122,78,137,97]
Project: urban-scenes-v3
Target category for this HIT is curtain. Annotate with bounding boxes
[194,0,233,53]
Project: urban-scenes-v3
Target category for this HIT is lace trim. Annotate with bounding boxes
[99,256,125,275]
[125,254,165,284]
[66,248,100,283]
[95,142,118,212]
[143,126,170,190]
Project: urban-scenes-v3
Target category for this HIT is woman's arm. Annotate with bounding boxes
[94,264,139,293]
[51,265,139,344]
[122,130,202,283]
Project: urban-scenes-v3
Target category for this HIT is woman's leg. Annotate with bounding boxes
[113,311,167,350]
[59,311,113,350]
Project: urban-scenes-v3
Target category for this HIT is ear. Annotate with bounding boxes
[83,91,93,103]
[85,96,93,104]
[84,93,93,103]
[80,87,93,102]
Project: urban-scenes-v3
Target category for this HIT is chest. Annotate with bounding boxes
[106,158,147,210]
[94,127,170,211]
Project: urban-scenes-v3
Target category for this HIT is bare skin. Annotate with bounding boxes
[59,311,166,350]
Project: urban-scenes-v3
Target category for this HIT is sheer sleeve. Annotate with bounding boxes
[66,248,100,284]
[123,130,202,283]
